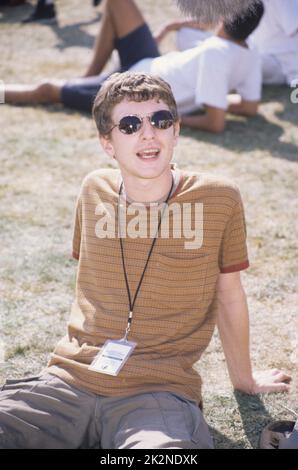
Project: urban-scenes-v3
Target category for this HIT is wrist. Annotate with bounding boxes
[233,377,256,394]
[168,21,183,32]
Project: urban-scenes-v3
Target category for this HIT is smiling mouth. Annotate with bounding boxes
[136,149,160,160]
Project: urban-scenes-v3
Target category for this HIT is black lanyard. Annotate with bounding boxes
[118,176,174,341]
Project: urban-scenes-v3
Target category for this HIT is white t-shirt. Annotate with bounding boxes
[250,0,298,83]
[176,27,212,51]
[129,36,261,114]
[175,1,298,85]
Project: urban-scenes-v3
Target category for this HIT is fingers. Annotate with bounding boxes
[252,369,293,394]
[253,381,291,394]
[270,369,292,384]
[263,382,291,393]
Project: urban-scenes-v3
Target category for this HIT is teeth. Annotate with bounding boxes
[141,154,158,159]
[138,149,160,158]
[143,149,159,153]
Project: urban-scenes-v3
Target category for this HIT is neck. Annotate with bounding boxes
[120,169,174,204]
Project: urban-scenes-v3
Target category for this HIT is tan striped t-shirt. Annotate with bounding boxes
[46,167,249,405]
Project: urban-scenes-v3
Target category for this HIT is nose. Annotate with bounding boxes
[140,116,156,139]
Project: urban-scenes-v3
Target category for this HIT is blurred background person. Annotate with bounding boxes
[4,0,264,135]
[164,0,298,86]
[251,0,298,85]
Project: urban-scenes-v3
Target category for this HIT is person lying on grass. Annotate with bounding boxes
[4,0,264,134]
[157,0,298,87]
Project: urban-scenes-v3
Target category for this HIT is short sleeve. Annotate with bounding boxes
[219,191,249,273]
[236,52,262,101]
[195,49,229,110]
[72,195,82,260]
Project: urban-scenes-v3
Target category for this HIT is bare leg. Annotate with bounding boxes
[4,80,65,105]
[4,0,147,105]
[84,0,116,77]
[84,0,146,77]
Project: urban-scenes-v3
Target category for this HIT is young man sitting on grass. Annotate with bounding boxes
[4,0,264,134]
[0,71,291,449]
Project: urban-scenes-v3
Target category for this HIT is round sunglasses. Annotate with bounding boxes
[109,110,175,135]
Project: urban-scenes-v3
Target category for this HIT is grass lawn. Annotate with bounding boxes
[0,0,297,449]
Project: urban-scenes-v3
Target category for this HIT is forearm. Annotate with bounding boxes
[181,113,210,131]
[227,94,259,116]
[154,20,214,43]
[216,285,255,393]
[227,102,253,116]
[181,112,225,133]
[171,20,214,30]
[216,272,291,394]
[160,19,213,33]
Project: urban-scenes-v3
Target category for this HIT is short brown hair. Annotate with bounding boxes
[92,71,179,136]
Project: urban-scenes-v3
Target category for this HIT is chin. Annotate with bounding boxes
[137,164,169,179]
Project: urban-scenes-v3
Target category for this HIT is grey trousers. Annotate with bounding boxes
[0,373,214,449]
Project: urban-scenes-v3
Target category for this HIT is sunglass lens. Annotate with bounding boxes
[151,110,174,129]
[118,115,142,134]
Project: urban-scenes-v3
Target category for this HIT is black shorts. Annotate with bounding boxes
[61,23,160,114]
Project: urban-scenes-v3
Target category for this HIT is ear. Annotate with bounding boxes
[99,134,116,159]
[173,121,180,147]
